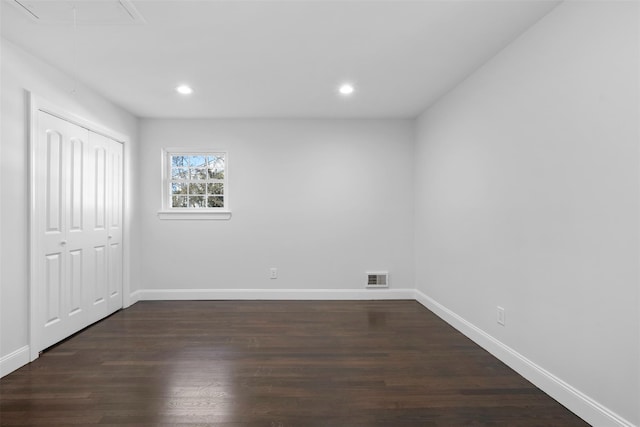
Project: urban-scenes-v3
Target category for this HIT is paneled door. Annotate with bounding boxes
[31,111,123,355]
[90,131,124,319]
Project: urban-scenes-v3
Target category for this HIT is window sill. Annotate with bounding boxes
[157,210,232,220]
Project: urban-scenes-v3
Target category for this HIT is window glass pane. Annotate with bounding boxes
[171,156,188,167]
[171,183,188,195]
[171,168,188,179]
[189,183,206,195]
[208,168,224,180]
[207,155,224,168]
[190,168,207,180]
[188,196,205,207]
[208,155,225,179]
[172,195,188,207]
[167,152,226,210]
[207,196,224,208]
[190,155,207,168]
[207,183,224,195]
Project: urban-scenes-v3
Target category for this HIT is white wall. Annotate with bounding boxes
[414,1,638,425]
[0,38,139,373]
[137,119,414,298]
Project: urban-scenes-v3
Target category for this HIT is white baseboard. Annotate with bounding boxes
[0,345,30,378]
[129,289,142,305]
[414,289,635,427]
[135,287,415,301]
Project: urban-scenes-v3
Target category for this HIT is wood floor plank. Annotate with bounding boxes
[0,301,590,426]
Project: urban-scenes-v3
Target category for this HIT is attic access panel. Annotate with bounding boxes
[10,0,145,25]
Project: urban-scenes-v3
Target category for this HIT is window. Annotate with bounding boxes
[159,149,230,220]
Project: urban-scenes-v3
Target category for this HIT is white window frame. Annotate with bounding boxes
[158,148,231,220]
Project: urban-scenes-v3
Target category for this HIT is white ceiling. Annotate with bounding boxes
[1,0,561,119]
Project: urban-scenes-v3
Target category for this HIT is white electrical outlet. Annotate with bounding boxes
[269,268,278,279]
[497,306,505,326]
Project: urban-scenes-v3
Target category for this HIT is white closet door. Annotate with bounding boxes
[89,132,123,318]
[33,111,123,354]
[88,131,109,322]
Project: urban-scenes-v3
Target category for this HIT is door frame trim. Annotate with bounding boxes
[28,92,131,361]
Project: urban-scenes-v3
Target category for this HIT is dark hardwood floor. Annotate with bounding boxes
[1,300,589,426]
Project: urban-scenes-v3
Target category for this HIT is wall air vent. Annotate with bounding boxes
[366,272,389,288]
[10,0,145,25]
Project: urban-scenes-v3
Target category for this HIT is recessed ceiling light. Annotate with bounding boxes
[176,84,193,95]
[338,83,355,96]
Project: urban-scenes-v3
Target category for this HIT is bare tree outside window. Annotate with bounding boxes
[168,153,226,209]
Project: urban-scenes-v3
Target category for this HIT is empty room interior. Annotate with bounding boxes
[0,0,639,426]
